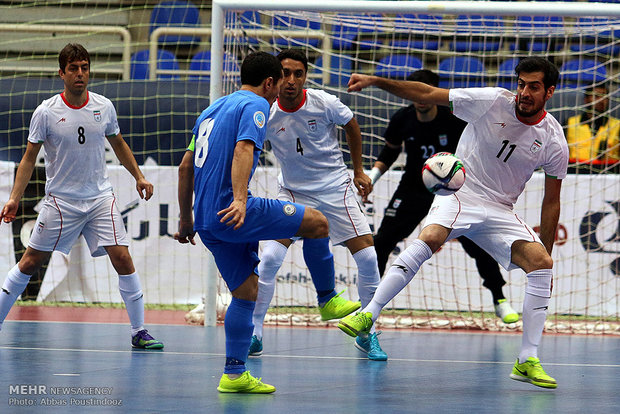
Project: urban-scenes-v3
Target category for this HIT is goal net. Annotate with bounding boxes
[0,1,618,334]
[213,1,620,334]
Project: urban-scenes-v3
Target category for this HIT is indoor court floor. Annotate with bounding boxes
[1,319,619,413]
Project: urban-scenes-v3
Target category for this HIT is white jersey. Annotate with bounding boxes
[267,89,354,192]
[449,88,568,208]
[28,91,120,199]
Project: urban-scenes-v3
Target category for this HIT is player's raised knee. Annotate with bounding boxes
[532,254,554,271]
[297,207,328,239]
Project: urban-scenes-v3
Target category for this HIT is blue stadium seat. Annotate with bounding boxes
[149,1,201,46]
[271,14,322,48]
[226,11,261,46]
[511,15,564,52]
[438,57,486,88]
[570,17,620,56]
[560,59,607,89]
[130,49,180,80]
[496,58,520,90]
[331,13,384,51]
[374,55,423,79]
[451,15,503,52]
[313,55,353,86]
[390,14,442,50]
[188,51,240,83]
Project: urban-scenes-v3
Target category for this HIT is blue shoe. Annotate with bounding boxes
[131,329,164,349]
[355,332,387,361]
[248,335,263,356]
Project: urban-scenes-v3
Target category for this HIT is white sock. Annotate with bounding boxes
[118,272,144,336]
[0,265,31,331]
[519,269,552,363]
[352,246,380,334]
[253,240,288,340]
[364,239,432,323]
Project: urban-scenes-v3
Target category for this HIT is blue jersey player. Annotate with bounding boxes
[174,52,329,394]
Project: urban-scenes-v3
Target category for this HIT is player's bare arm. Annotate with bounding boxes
[174,150,196,245]
[1,141,41,224]
[348,74,450,106]
[217,139,254,230]
[108,133,153,201]
[539,176,563,255]
[343,118,372,197]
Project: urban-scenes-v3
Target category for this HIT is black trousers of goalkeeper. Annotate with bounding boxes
[373,184,507,304]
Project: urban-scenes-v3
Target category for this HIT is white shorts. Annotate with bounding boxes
[28,193,129,257]
[424,192,542,271]
[278,180,371,245]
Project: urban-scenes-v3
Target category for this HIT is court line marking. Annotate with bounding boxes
[1,346,618,368]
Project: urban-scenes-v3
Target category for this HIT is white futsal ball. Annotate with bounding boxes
[421,152,466,195]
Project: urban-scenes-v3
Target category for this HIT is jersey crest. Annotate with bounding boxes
[439,134,448,146]
[307,119,317,132]
[93,110,101,122]
[530,139,542,154]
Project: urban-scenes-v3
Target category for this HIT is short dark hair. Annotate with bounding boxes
[277,49,308,72]
[240,51,283,87]
[407,69,439,87]
[59,43,90,72]
[584,83,609,95]
[514,57,559,90]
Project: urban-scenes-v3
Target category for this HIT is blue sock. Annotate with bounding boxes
[303,238,336,306]
[224,297,256,374]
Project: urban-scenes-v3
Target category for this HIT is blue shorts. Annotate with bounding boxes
[198,197,305,292]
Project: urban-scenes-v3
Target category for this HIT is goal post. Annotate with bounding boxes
[208,1,620,333]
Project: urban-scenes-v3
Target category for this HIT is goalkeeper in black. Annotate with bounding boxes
[367,69,518,323]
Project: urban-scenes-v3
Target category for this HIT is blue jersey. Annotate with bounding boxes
[190,90,269,230]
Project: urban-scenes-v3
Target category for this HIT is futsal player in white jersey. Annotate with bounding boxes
[339,57,567,388]
[0,44,163,349]
[249,49,385,360]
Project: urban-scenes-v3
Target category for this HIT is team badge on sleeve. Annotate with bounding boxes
[283,203,296,216]
[530,139,542,154]
[254,111,266,128]
[93,110,102,122]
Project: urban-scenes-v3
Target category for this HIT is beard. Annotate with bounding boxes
[515,96,544,118]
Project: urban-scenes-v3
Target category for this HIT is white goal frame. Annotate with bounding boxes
[206,0,620,327]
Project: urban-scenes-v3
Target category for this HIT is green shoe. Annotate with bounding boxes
[319,290,361,321]
[494,299,519,324]
[510,357,557,389]
[338,311,373,338]
[131,329,164,349]
[217,371,276,394]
